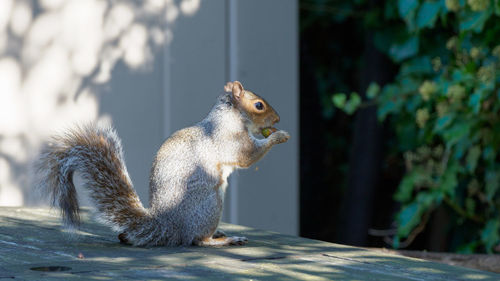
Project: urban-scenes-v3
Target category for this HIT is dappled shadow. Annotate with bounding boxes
[0,0,201,206]
[1,208,498,280]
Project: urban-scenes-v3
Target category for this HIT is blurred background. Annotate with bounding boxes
[300,0,500,255]
[1,0,500,255]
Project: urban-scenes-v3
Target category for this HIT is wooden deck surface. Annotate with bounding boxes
[0,207,499,280]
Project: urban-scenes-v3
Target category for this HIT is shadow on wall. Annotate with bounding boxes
[0,0,201,206]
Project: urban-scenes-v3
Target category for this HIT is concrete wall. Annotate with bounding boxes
[0,0,298,235]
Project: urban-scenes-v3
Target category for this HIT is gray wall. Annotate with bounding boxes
[167,0,298,235]
[99,57,165,206]
[0,0,298,236]
[234,0,298,235]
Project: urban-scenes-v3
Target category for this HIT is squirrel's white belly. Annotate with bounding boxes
[218,165,234,196]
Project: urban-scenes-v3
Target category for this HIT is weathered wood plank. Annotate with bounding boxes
[369,248,500,274]
[0,207,498,280]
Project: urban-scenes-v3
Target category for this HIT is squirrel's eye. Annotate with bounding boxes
[254,102,264,111]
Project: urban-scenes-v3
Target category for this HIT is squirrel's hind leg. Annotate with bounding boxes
[194,236,248,246]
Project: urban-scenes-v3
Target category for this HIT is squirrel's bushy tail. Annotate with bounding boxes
[36,125,152,242]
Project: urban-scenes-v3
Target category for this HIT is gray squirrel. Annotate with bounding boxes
[36,81,290,247]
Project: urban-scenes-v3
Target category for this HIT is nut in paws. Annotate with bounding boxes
[271,130,290,144]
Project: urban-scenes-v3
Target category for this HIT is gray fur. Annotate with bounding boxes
[36,91,289,247]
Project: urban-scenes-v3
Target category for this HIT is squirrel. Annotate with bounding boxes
[35,81,290,247]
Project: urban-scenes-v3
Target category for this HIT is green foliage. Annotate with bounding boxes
[367,82,381,99]
[332,93,347,108]
[333,92,362,114]
[332,0,500,253]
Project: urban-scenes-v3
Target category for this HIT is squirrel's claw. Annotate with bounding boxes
[227,236,248,246]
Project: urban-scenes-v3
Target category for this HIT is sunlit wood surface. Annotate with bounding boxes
[0,207,498,280]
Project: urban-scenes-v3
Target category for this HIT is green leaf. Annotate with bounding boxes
[453,138,471,160]
[389,36,420,62]
[496,0,500,16]
[344,93,362,114]
[397,202,421,237]
[366,82,380,99]
[483,146,496,162]
[392,236,401,249]
[465,198,476,215]
[485,170,500,201]
[418,191,442,206]
[460,10,492,33]
[451,68,475,85]
[466,145,481,173]
[457,241,480,254]
[400,77,420,92]
[481,220,500,253]
[377,100,396,121]
[442,122,471,147]
[394,170,418,202]
[468,92,481,114]
[405,94,422,112]
[440,163,459,197]
[332,93,347,108]
[416,1,442,29]
[398,0,420,19]
[397,192,439,238]
[400,56,433,76]
[434,114,454,132]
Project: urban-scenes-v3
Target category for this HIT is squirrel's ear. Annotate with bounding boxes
[232,81,244,99]
[224,82,233,93]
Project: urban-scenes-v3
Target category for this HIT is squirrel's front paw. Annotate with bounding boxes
[271,130,290,144]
